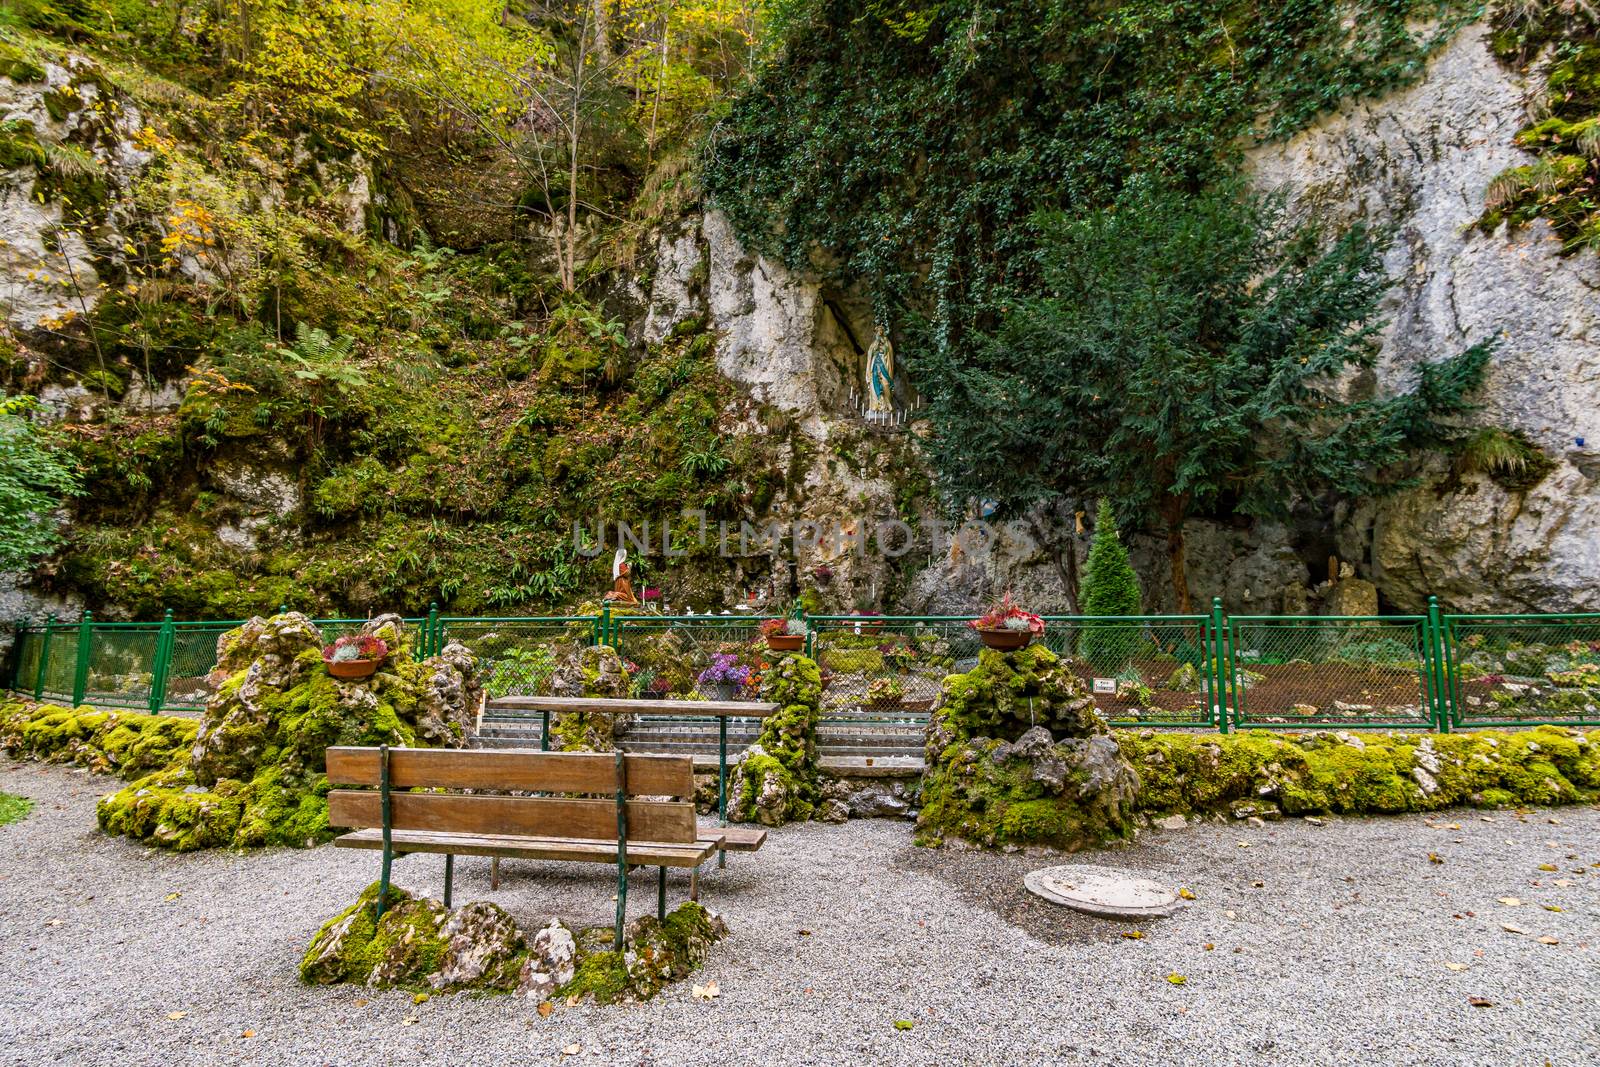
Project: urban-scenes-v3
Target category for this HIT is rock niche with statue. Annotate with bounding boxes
[915,643,1140,850]
[96,613,481,851]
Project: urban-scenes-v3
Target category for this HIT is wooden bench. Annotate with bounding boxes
[326,745,722,948]
[491,696,778,861]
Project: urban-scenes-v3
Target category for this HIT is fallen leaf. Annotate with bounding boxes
[1428,853,1444,865]
[1236,841,1251,848]
[691,981,720,1002]
[1537,935,1559,945]
[1497,897,1523,907]
[401,1016,418,1027]
[1225,910,1237,920]
[1120,931,1145,940]
[240,1030,255,1039]
[1447,823,1461,830]
[1468,997,1494,1008]
[413,993,429,1005]
[562,1043,581,1055]
[1538,864,1559,872]
[43,919,62,927]
[164,892,182,902]
[1177,887,1196,901]
[566,995,580,1007]
[1554,879,1574,888]
[1501,923,1530,934]
[537,1001,553,1017]
[893,1020,914,1031]
[1166,973,1187,986]
[1252,880,1264,888]
[797,929,811,936]
[1202,943,1215,951]
[167,1012,187,1021]
[1445,963,1467,972]
[353,998,369,1008]
[1544,905,1563,912]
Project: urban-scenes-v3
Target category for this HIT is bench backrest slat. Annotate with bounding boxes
[327,790,698,843]
[325,746,694,797]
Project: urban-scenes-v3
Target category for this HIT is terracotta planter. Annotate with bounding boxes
[766,634,805,652]
[326,658,380,679]
[976,628,1034,651]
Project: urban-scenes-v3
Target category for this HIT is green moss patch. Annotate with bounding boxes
[0,701,196,776]
[728,653,822,826]
[300,882,726,1004]
[1118,726,1600,818]
[0,791,33,827]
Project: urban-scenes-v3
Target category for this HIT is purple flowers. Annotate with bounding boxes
[697,653,751,688]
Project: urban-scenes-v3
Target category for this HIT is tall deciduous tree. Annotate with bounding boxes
[919,179,1494,612]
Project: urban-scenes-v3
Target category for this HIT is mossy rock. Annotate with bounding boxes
[727,653,822,826]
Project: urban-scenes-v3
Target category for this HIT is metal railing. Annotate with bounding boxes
[6,598,1600,732]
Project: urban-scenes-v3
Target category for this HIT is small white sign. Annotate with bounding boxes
[1092,678,1117,694]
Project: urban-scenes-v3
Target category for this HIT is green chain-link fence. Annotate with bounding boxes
[5,598,1597,732]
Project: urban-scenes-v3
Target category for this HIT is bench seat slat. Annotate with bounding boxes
[491,696,779,717]
[333,828,722,867]
[328,790,697,843]
[717,826,767,852]
[326,746,693,796]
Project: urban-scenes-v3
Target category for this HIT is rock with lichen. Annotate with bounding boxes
[546,644,632,750]
[726,653,822,826]
[300,882,727,1004]
[917,644,1141,850]
[94,612,480,851]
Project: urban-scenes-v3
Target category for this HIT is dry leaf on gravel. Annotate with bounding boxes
[166,1012,186,1021]
[1497,897,1522,906]
[1501,923,1530,934]
[562,1043,581,1055]
[1177,888,1196,900]
[1166,974,1186,985]
[1537,936,1559,945]
[1468,997,1493,1008]
[1120,931,1144,940]
[691,982,720,1001]
[537,1002,553,1018]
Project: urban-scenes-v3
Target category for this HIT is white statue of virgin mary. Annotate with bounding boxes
[865,326,894,421]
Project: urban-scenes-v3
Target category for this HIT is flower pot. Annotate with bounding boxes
[326,658,380,680]
[766,634,805,652]
[977,628,1033,651]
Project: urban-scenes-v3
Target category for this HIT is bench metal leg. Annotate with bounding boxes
[658,866,666,921]
[377,744,393,921]
[490,856,500,890]
[718,718,728,870]
[690,864,699,903]
[444,854,454,908]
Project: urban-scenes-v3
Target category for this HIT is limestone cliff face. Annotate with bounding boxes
[1249,24,1600,613]
[659,22,1600,615]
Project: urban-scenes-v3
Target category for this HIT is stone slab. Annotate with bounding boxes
[1023,864,1183,919]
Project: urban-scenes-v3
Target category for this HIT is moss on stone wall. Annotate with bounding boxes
[727,653,822,826]
[1119,725,1600,817]
[0,701,196,777]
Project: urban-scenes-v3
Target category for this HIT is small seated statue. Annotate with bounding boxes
[603,548,639,605]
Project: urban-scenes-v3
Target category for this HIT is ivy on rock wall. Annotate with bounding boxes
[704,0,1474,352]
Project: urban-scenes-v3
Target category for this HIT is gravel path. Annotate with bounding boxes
[2,759,1597,1067]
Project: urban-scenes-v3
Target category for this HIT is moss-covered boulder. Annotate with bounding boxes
[917,645,1140,850]
[546,644,632,750]
[95,612,481,851]
[1120,726,1600,817]
[727,653,822,826]
[300,882,727,1004]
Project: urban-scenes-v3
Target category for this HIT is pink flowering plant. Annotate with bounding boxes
[323,634,389,664]
[969,592,1045,635]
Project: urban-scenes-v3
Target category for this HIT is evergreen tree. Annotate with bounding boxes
[919,178,1493,611]
[1080,499,1142,671]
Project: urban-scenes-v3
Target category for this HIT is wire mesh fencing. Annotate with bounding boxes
[1224,616,1436,729]
[615,615,772,701]
[6,601,1599,733]
[1444,614,1600,727]
[436,617,598,699]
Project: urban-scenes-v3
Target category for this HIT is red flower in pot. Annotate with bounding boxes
[323,634,389,679]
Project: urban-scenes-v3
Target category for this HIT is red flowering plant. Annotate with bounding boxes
[969,592,1045,636]
[322,634,389,664]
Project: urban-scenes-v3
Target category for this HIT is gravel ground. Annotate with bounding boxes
[2,759,1598,1067]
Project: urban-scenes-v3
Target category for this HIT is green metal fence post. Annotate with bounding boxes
[278,603,289,616]
[34,615,54,700]
[149,609,175,713]
[423,602,440,661]
[1210,598,1230,734]
[71,610,93,707]
[1427,596,1450,733]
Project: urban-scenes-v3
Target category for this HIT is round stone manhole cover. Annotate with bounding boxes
[1023,864,1182,919]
